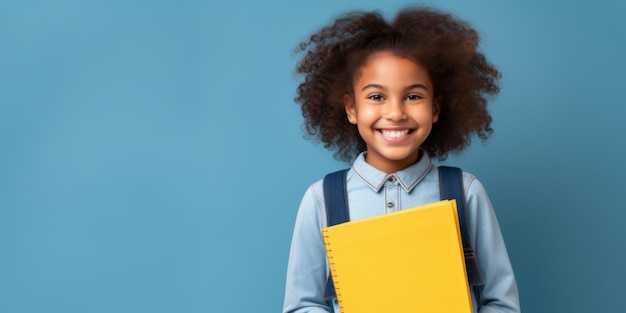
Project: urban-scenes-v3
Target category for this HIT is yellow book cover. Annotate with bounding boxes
[321,200,472,313]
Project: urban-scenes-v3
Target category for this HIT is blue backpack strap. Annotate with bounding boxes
[322,169,349,300]
[439,166,484,286]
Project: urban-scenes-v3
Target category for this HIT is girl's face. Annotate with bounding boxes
[344,51,439,174]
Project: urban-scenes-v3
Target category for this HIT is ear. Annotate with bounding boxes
[432,97,441,123]
[344,94,357,124]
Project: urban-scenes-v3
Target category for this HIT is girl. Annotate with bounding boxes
[284,7,520,313]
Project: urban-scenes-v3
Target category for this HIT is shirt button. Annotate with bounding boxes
[386,202,394,208]
[389,176,396,183]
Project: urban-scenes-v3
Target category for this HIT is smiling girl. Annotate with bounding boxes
[284,7,520,313]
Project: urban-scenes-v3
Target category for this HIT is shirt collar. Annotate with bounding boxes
[351,151,433,193]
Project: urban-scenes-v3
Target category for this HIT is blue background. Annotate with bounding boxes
[1,0,625,312]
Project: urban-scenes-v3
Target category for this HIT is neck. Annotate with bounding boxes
[364,151,421,174]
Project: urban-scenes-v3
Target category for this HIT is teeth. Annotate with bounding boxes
[380,129,409,138]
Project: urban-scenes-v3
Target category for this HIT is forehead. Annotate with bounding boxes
[353,51,432,87]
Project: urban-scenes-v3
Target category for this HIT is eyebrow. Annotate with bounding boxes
[361,83,429,92]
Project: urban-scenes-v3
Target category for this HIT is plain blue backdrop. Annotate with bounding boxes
[1,0,625,312]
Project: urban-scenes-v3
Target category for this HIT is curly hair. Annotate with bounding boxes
[294,6,501,162]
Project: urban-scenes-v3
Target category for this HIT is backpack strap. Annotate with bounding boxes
[438,166,484,287]
[322,169,350,300]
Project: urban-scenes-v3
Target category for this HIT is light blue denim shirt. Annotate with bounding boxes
[283,152,520,313]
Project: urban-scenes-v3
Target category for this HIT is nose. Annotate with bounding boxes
[384,98,407,121]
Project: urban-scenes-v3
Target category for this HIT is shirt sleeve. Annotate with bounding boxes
[283,182,333,313]
[465,175,521,313]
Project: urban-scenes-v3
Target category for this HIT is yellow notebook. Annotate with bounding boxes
[321,200,473,313]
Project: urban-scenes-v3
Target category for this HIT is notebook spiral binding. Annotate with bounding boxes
[322,229,345,312]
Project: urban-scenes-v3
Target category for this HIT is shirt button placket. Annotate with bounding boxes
[384,175,399,213]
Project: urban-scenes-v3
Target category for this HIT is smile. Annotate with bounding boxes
[378,129,412,138]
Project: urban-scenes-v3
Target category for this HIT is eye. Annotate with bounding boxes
[405,94,422,101]
[368,94,385,101]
